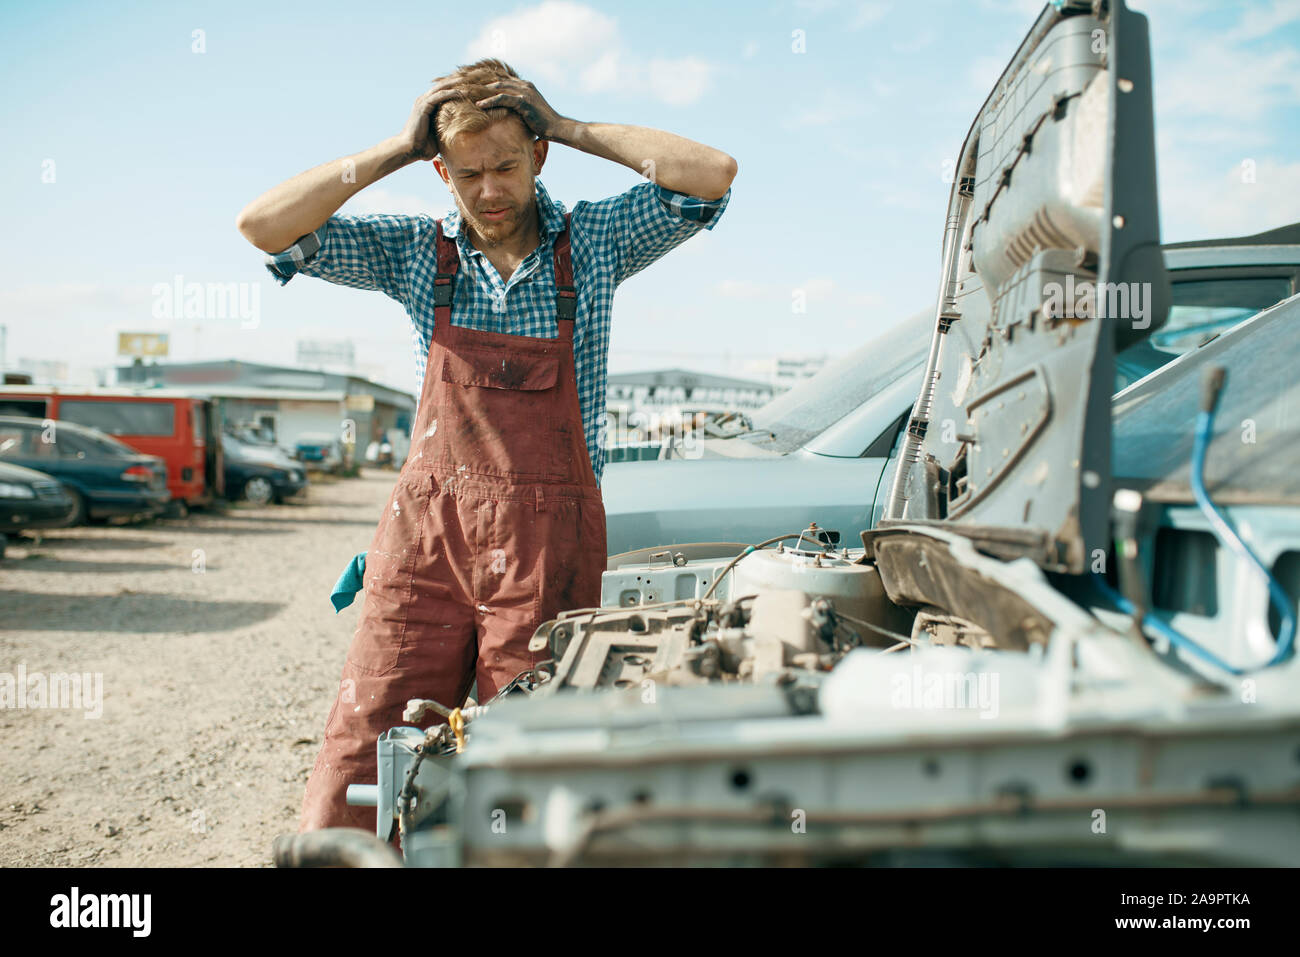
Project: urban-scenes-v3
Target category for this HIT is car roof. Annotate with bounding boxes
[0,414,141,451]
[1163,221,1300,249]
[0,414,98,434]
[0,459,61,483]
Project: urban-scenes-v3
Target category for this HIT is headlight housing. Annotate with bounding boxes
[0,482,36,499]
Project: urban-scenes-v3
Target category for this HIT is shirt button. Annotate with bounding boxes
[492,297,504,314]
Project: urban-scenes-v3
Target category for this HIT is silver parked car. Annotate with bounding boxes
[602,229,1300,559]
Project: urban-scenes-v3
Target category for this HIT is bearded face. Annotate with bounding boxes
[435,115,546,246]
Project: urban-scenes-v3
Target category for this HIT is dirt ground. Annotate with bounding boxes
[0,469,398,867]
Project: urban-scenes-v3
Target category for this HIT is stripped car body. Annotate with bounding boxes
[274,0,1300,868]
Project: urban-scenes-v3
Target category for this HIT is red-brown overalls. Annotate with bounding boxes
[299,214,607,833]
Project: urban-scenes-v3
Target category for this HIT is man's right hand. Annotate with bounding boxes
[397,81,465,160]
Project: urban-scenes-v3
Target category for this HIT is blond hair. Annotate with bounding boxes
[431,58,534,154]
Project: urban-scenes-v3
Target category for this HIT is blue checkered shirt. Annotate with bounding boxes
[264,178,730,487]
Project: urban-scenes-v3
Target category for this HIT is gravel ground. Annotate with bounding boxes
[0,469,397,867]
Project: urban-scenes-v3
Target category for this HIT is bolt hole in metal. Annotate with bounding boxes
[631,790,653,805]
[1067,758,1092,785]
[730,768,752,791]
[923,758,942,778]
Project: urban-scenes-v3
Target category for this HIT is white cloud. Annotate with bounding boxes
[848,1,891,31]
[1223,0,1300,42]
[579,50,621,94]
[1169,158,1300,239]
[463,1,718,106]
[1137,2,1300,240]
[647,57,715,107]
[463,1,619,89]
[1155,42,1300,124]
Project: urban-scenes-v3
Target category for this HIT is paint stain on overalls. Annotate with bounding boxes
[299,214,607,835]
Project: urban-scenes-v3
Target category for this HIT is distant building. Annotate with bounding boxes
[114,359,415,450]
[605,369,774,447]
[772,354,828,389]
[607,368,773,411]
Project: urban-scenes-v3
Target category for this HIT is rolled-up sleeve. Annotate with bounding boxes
[574,181,731,285]
[262,214,433,304]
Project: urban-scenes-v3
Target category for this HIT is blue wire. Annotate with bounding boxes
[1189,409,1295,666]
[1094,576,1247,675]
[1093,398,1295,675]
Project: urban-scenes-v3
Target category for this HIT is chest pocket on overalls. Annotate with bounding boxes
[438,348,567,482]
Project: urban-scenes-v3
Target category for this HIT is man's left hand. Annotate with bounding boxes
[475,79,573,142]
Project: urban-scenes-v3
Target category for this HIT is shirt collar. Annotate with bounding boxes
[441,178,568,248]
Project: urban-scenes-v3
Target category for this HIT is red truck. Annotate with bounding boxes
[0,386,224,516]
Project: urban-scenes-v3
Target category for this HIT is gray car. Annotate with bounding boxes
[601,229,1300,559]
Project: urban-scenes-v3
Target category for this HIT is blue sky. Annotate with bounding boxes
[2,0,1298,395]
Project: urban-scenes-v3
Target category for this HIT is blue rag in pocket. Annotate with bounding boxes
[330,551,367,612]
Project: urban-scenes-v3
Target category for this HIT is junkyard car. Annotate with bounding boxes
[222,433,308,505]
[0,416,170,525]
[0,460,76,558]
[294,432,344,473]
[601,230,1300,558]
[274,0,1300,868]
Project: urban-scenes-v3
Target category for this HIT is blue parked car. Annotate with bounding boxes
[221,433,308,505]
[0,415,170,524]
[0,459,76,557]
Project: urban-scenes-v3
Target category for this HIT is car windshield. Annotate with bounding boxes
[740,310,932,455]
[67,425,137,456]
[1113,298,1296,500]
[59,399,175,437]
[1114,275,1293,391]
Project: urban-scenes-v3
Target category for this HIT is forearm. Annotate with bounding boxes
[236,137,419,253]
[553,121,737,200]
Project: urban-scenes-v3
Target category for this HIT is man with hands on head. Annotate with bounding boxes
[237,59,736,835]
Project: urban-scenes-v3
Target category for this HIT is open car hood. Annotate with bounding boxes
[881,0,1170,573]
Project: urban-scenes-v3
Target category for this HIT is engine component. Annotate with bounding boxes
[729,544,915,643]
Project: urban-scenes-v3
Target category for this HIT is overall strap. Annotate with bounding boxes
[434,213,574,327]
[553,213,576,324]
[433,218,459,328]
